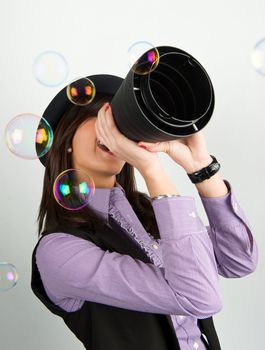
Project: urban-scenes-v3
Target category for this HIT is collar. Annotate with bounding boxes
[87,181,126,224]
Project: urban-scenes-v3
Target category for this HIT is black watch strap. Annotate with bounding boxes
[187,155,221,184]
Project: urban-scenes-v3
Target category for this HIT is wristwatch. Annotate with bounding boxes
[151,155,221,200]
[186,155,221,184]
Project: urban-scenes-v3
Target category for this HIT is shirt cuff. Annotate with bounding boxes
[151,196,206,240]
[198,179,252,229]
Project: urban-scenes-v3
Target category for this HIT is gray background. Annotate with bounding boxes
[0,0,264,349]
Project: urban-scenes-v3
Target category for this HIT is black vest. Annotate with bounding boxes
[31,218,222,350]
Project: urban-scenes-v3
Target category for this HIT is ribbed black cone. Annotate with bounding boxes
[110,45,215,143]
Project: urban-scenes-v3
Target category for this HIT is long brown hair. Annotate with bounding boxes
[36,92,160,240]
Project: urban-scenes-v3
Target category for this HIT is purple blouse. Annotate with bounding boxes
[35,178,258,350]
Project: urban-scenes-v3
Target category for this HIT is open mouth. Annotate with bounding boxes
[96,139,112,153]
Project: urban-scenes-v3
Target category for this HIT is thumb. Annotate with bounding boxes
[138,141,169,153]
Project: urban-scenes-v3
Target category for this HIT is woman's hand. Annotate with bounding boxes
[95,102,162,173]
[138,131,213,173]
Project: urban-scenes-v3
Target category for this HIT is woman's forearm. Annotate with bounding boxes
[194,172,229,198]
[139,162,228,199]
[183,153,229,198]
[139,166,181,197]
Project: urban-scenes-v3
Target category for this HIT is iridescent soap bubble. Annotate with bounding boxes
[0,262,18,292]
[5,113,53,159]
[32,50,69,87]
[53,169,95,210]
[251,38,265,75]
[66,77,96,106]
[128,41,160,75]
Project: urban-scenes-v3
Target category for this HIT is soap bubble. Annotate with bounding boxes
[32,50,69,87]
[128,41,160,75]
[0,262,18,292]
[251,38,265,76]
[5,113,53,159]
[66,77,96,106]
[53,169,95,210]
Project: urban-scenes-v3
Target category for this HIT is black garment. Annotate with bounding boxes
[31,219,222,350]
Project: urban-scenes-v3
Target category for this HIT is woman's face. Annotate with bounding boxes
[71,116,126,188]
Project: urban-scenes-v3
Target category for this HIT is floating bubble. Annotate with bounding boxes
[0,262,18,292]
[128,41,160,75]
[251,38,265,76]
[66,77,96,106]
[32,50,69,87]
[53,169,95,210]
[5,113,53,159]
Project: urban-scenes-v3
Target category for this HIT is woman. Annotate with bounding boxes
[31,75,258,350]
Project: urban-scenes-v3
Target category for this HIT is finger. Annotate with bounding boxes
[96,106,109,143]
[138,141,157,149]
[103,105,124,145]
[138,141,168,153]
[104,105,121,136]
[97,104,117,149]
[101,106,117,144]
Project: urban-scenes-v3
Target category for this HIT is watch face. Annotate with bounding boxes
[211,163,220,171]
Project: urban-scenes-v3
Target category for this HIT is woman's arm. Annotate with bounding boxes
[139,130,259,278]
[36,164,223,319]
[36,222,223,319]
[141,166,223,316]
[198,178,259,278]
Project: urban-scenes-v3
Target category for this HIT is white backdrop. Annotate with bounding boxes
[0,0,264,349]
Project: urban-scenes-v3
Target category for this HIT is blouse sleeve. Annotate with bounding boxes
[36,193,223,320]
[199,179,259,278]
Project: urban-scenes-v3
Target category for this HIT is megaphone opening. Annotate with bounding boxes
[110,45,215,141]
[134,52,213,126]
